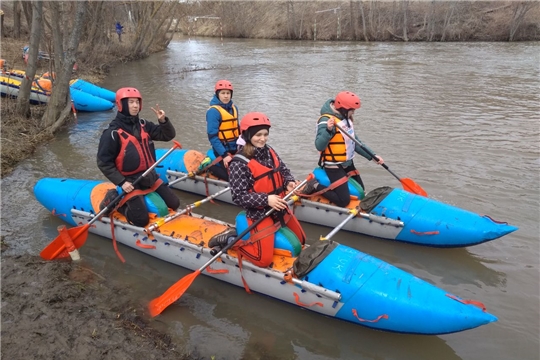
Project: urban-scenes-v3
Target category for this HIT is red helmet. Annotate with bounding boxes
[334,91,361,110]
[116,87,142,112]
[240,112,271,133]
[215,80,233,92]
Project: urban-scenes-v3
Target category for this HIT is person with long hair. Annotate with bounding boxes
[210,112,305,268]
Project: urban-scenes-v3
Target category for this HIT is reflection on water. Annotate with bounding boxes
[2,37,538,360]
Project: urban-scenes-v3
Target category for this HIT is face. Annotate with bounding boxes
[347,109,355,119]
[250,129,269,148]
[218,90,232,103]
[127,98,140,116]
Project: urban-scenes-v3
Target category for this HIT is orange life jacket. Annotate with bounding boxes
[319,114,356,166]
[209,105,239,145]
[114,122,155,176]
[234,147,285,197]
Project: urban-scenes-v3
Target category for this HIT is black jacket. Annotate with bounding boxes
[97,112,176,187]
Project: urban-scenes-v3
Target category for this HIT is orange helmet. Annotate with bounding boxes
[116,87,142,112]
[215,80,233,92]
[240,112,271,134]
[334,91,361,110]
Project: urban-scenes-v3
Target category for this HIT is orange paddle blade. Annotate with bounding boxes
[183,150,206,174]
[148,270,201,317]
[401,178,428,197]
[40,224,90,260]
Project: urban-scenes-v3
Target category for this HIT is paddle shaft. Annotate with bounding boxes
[146,187,231,232]
[147,177,310,316]
[90,140,182,225]
[334,123,404,182]
[40,142,182,261]
[169,155,223,187]
[319,207,359,241]
[202,179,309,269]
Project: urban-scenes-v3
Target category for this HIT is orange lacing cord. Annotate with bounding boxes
[410,230,440,236]
[293,292,323,308]
[206,266,229,274]
[446,294,487,311]
[51,209,67,218]
[352,309,389,323]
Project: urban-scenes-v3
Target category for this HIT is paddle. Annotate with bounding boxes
[40,141,183,261]
[145,186,231,233]
[319,207,360,242]
[147,176,312,317]
[169,155,223,187]
[335,123,428,197]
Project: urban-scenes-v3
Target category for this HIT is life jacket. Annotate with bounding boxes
[209,105,239,145]
[231,147,305,272]
[319,114,356,166]
[233,146,284,197]
[114,121,155,176]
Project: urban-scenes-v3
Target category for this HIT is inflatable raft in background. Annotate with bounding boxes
[0,70,115,112]
[34,177,498,335]
[154,148,518,248]
[0,74,50,105]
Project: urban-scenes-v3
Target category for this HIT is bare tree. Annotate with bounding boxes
[13,1,21,38]
[21,1,33,31]
[441,2,457,41]
[402,0,409,41]
[16,1,43,117]
[41,0,87,133]
[509,1,537,41]
[359,1,369,41]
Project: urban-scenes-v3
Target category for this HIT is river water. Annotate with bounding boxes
[2,37,538,359]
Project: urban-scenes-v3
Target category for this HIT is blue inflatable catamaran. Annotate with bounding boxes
[35,177,497,335]
[154,148,518,248]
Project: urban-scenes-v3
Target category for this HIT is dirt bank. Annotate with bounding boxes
[1,248,196,359]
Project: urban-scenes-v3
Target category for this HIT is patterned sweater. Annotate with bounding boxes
[228,145,295,220]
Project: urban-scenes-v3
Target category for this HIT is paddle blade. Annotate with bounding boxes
[40,224,89,260]
[148,270,201,317]
[401,178,428,197]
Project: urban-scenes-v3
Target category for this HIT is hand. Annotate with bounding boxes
[268,195,289,211]
[122,181,134,193]
[327,117,335,131]
[287,180,301,193]
[223,155,233,168]
[151,104,166,123]
[373,155,384,165]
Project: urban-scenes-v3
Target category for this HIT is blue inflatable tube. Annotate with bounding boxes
[70,79,116,103]
[70,87,114,112]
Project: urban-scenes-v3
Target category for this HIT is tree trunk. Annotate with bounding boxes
[509,2,537,41]
[42,1,87,132]
[359,1,369,42]
[402,0,409,42]
[82,1,105,58]
[350,0,358,40]
[13,1,21,38]
[441,2,456,41]
[1,11,4,38]
[21,1,33,31]
[16,1,43,117]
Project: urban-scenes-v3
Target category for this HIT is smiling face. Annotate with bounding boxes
[250,129,269,148]
[218,90,232,104]
[127,98,140,116]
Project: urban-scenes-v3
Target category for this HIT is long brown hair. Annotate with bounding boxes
[241,142,256,158]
